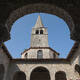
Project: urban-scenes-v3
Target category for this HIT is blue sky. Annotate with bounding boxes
[4,13,75,58]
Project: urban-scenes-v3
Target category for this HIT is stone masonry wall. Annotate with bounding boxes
[7,62,79,80]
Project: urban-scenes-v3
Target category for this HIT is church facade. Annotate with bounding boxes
[0,16,80,80]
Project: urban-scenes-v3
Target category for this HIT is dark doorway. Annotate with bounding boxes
[13,71,26,80]
[0,64,5,80]
[30,67,50,80]
[55,71,67,80]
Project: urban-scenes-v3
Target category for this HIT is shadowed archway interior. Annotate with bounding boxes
[55,71,67,80]
[13,71,26,80]
[30,67,50,80]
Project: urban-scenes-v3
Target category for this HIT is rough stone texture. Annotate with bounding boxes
[0,0,80,42]
[6,56,80,80]
[31,28,49,47]
[0,47,10,80]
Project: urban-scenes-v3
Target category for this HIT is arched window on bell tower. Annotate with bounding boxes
[37,50,43,59]
[36,30,39,34]
[40,30,43,34]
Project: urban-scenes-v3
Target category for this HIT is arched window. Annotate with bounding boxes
[75,64,80,74]
[40,30,43,34]
[0,64,5,80]
[25,53,28,58]
[37,50,43,59]
[13,71,26,80]
[36,30,39,34]
[30,67,50,80]
[55,71,67,80]
[53,54,56,59]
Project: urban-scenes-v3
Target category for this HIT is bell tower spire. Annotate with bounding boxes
[34,15,44,28]
[30,15,49,47]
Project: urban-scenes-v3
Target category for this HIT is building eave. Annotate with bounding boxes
[21,47,59,55]
[11,58,69,64]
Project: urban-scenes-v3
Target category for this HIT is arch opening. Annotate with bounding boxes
[4,4,76,56]
[55,71,67,80]
[5,13,75,58]
[13,71,26,80]
[30,67,50,80]
[0,64,5,80]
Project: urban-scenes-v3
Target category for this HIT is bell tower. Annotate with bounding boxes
[30,15,49,47]
[21,15,59,59]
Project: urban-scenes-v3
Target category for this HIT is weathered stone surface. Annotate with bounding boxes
[21,48,58,59]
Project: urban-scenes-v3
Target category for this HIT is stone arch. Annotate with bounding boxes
[55,71,67,80]
[30,66,50,80]
[13,71,26,80]
[0,64,5,80]
[6,3,74,36]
